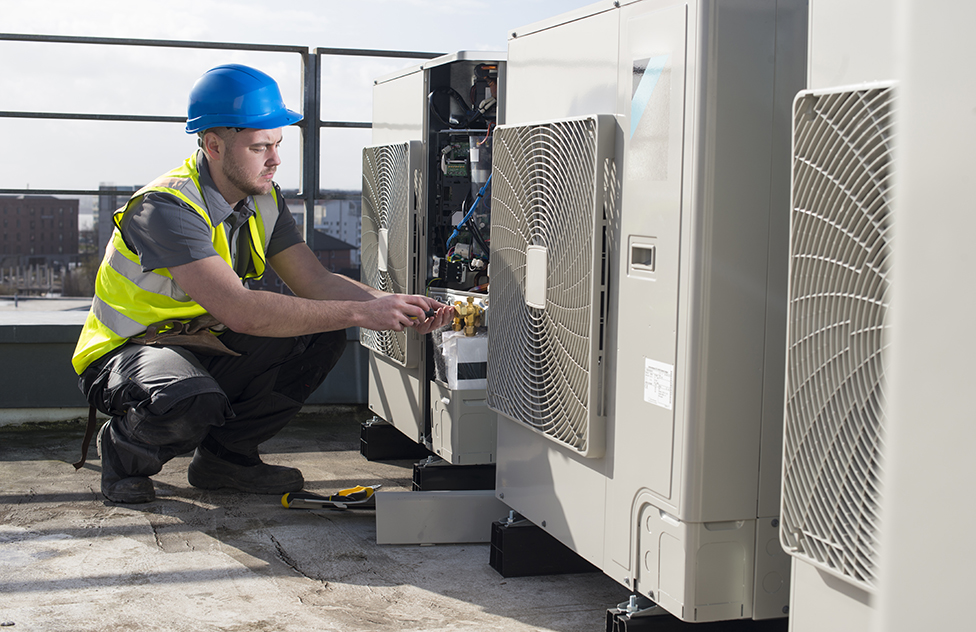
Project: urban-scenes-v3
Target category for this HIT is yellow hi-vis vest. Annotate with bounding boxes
[71,152,279,374]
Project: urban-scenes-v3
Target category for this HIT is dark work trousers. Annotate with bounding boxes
[79,329,346,480]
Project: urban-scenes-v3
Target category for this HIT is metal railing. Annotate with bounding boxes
[0,32,440,240]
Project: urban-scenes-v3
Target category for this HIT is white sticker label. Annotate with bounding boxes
[644,358,674,410]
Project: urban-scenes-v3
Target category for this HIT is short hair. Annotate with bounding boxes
[196,127,244,148]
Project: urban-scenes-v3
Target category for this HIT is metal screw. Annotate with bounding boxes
[627,595,639,613]
[541,520,546,527]
[783,606,790,615]
[499,492,505,499]
[772,518,780,528]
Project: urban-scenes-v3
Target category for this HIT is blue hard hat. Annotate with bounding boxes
[185,64,302,134]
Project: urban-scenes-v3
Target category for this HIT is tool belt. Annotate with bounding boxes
[128,313,241,357]
[72,314,239,470]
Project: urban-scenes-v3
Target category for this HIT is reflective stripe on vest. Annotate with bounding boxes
[71,152,279,374]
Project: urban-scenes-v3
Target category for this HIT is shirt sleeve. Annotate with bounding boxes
[119,191,218,273]
[265,187,305,258]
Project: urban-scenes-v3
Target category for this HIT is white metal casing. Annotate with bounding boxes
[368,64,428,442]
[367,52,505,453]
[493,0,806,622]
[781,2,899,630]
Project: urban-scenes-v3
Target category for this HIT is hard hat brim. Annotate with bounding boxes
[185,108,303,134]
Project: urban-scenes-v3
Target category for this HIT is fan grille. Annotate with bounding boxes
[782,85,895,590]
[360,142,414,366]
[487,116,612,456]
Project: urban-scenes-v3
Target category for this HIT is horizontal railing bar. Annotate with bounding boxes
[0,189,131,197]
[0,111,185,123]
[1,33,442,60]
[0,111,370,128]
[314,46,442,59]
[0,32,307,53]
[321,121,372,129]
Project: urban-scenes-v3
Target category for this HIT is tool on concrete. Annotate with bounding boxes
[281,485,381,510]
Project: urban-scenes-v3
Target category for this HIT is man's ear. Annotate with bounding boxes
[202,131,223,161]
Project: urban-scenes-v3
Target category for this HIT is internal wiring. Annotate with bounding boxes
[478,122,494,146]
[446,173,492,251]
[428,86,473,129]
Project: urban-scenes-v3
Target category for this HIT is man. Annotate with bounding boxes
[72,64,452,504]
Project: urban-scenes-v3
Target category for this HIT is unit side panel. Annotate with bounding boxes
[372,69,425,145]
[756,0,808,519]
[495,414,609,568]
[504,10,620,125]
[807,0,894,91]
[605,0,690,574]
[368,352,426,443]
[493,6,620,572]
[677,0,780,522]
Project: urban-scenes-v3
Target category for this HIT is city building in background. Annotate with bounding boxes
[285,191,362,267]
[97,183,139,256]
[248,229,357,293]
[0,195,79,266]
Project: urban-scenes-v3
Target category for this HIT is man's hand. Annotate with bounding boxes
[411,302,455,335]
[360,294,454,334]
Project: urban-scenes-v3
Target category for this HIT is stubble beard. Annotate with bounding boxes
[223,154,274,198]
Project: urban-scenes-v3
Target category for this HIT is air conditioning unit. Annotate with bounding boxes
[779,2,898,630]
[362,52,505,464]
[489,0,806,622]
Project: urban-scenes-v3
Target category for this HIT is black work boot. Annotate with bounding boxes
[187,441,303,494]
[98,422,156,504]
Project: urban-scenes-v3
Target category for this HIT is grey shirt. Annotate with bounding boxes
[118,151,303,277]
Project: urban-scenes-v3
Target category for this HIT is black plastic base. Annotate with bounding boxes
[489,518,600,578]
[606,609,789,632]
[359,419,432,461]
[412,460,496,491]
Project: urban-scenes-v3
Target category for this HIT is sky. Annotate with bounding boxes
[0,0,596,195]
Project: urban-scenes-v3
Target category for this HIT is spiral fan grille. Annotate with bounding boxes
[487,115,613,457]
[360,142,416,367]
[782,85,894,590]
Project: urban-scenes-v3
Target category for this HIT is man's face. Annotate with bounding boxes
[219,128,283,198]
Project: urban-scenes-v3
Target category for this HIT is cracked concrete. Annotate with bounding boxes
[0,406,630,632]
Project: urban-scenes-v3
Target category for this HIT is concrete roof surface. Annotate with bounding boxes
[0,407,629,632]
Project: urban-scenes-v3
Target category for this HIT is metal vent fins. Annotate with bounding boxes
[783,83,895,591]
[487,115,615,458]
[360,141,420,367]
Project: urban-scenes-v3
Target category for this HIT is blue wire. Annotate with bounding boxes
[447,173,492,250]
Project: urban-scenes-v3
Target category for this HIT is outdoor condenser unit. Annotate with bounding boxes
[779,1,897,631]
[489,0,806,622]
[781,79,893,632]
[363,52,505,465]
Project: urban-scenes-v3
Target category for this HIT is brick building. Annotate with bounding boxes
[0,195,79,265]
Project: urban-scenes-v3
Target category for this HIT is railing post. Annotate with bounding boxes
[300,49,321,244]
